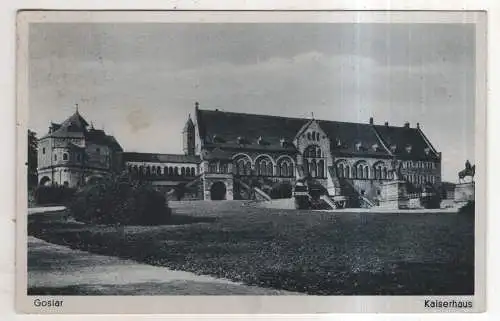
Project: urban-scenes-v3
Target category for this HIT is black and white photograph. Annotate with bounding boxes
[16,10,486,314]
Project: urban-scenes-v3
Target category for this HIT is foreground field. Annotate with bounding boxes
[28,201,474,295]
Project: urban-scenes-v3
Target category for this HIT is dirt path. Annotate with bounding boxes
[28,236,298,295]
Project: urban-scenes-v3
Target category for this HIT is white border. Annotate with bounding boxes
[0,0,497,319]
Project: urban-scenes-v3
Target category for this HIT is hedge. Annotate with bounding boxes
[68,173,171,225]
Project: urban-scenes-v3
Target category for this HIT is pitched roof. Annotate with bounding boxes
[196,108,439,160]
[122,152,201,164]
[319,121,390,157]
[41,111,123,151]
[42,111,89,139]
[373,125,440,160]
[196,109,304,152]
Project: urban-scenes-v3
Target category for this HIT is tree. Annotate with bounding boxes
[27,130,38,188]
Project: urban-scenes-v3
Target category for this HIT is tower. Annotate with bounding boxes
[183,113,195,156]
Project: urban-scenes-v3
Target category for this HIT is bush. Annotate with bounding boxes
[68,173,171,225]
[33,185,76,205]
[270,181,293,199]
[459,200,475,214]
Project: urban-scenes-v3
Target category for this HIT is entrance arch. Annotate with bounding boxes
[210,181,227,200]
[39,176,51,186]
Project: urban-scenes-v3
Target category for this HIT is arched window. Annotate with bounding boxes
[316,132,320,141]
[357,164,363,178]
[174,167,180,176]
[280,162,288,176]
[220,163,228,174]
[146,166,151,176]
[303,145,324,178]
[259,161,266,176]
[310,159,317,178]
[255,155,274,176]
[163,167,167,176]
[354,161,369,179]
[191,167,196,176]
[344,165,349,178]
[234,155,252,176]
[318,159,325,178]
[168,167,173,176]
[151,166,156,176]
[181,167,186,176]
[208,162,217,173]
[307,132,312,140]
[337,163,344,178]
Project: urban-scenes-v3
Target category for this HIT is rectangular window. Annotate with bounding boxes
[42,147,46,154]
[54,154,57,161]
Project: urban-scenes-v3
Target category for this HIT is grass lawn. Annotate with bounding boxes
[28,201,474,295]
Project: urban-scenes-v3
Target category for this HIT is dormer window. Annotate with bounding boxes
[424,147,430,155]
[336,138,342,147]
[355,142,363,151]
[405,145,413,154]
[280,138,287,148]
[237,136,247,145]
[390,145,397,153]
[372,143,379,152]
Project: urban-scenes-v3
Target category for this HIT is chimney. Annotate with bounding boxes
[195,101,199,110]
[404,122,410,128]
[416,122,420,129]
[384,121,389,126]
[369,117,374,125]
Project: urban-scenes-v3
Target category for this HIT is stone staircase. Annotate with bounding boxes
[326,166,376,208]
[233,178,272,201]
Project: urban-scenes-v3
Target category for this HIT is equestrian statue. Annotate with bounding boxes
[458,160,475,183]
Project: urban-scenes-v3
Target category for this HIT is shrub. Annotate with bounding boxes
[33,185,76,205]
[270,181,293,199]
[459,200,475,214]
[68,173,171,225]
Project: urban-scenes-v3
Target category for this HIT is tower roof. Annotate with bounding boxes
[183,114,195,131]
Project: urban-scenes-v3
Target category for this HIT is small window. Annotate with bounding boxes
[96,148,101,153]
[76,154,81,161]
[307,132,311,140]
[63,153,68,161]
[54,154,57,161]
[63,181,69,187]
[42,148,46,154]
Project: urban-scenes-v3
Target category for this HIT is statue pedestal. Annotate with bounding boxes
[379,180,409,209]
[454,182,475,205]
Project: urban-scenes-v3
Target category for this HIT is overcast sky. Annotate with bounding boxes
[28,23,475,182]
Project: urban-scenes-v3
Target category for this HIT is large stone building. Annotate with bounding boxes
[37,107,123,187]
[38,103,442,207]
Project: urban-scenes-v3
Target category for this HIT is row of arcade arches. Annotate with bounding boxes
[127,164,197,177]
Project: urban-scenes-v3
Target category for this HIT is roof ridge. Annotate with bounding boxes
[416,126,439,156]
[198,108,411,128]
[370,125,394,156]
